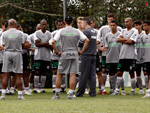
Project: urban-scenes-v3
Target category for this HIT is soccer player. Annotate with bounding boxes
[51,19,66,93]
[75,17,97,97]
[0,19,30,100]
[100,20,121,92]
[34,19,52,93]
[51,16,89,100]
[141,21,150,98]
[0,20,8,93]
[28,24,41,92]
[111,17,138,95]
[97,13,122,93]
[90,18,106,95]
[133,20,145,94]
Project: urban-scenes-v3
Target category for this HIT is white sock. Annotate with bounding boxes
[55,88,61,93]
[18,91,23,96]
[68,89,74,94]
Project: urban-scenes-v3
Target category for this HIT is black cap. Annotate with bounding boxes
[65,16,73,22]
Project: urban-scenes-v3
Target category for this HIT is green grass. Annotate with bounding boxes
[0,88,149,113]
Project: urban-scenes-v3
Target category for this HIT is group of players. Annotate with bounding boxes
[0,13,150,100]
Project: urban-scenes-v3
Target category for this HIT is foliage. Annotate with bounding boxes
[0,0,150,32]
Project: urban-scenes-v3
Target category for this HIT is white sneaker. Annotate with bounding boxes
[121,91,126,96]
[24,90,32,95]
[84,89,89,95]
[0,96,5,100]
[18,96,25,100]
[139,90,144,95]
[10,89,15,94]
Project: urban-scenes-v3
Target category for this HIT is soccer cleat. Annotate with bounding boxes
[60,88,66,93]
[0,96,5,100]
[121,91,126,96]
[52,93,60,100]
[18,96,25,100]
[10,89,15,95]
[84,89,89,95]
[130,91,135,96]
[24,90,32,95]
[68,93,73,100]
[139,90,144,95]
[33,90,38,93]
[111,91,119,95]
[52,89,55,93]
[40,90,46,93]
[97,90,102,95]
[142,92,150,98]
[102,90,107,95]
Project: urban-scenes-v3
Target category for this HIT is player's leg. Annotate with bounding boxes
[136,64,144,94]
[1,72,11,100]
[33,60,41,93]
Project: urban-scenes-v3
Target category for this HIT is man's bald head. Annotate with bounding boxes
[36,24,41,31]
[8,19,17,27]
[125,17,133,22]
[125,17,133,29]
[40,19,47,24]
[40,19,47,32]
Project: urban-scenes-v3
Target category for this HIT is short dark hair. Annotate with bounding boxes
[143,20,150,26]
[90,18,94,22]
[65,16,73,25]
[133,20,142,25]
[107,13,115,19]
[110,20,118,25]
[2,19,9,28]
[83,17,91,25]
[55,18,64,25]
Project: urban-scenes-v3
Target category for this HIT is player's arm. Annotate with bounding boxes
[123,30,138,44]
[22,41,31,49]
[117,35,128,43]
[52,29,62,56]
[0,45,4,50]
[79,38,89,55]
[35,39,49,47]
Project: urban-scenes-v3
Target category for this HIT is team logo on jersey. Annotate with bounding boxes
[7,34,18,38]
[91,36,96,39]
[66,53,75,56]
[64,33,75,36]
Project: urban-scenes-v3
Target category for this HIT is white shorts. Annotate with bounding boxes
[2,51,23,73]
[57,58,79,74]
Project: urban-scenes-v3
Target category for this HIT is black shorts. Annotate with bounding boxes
[35,60,50,71]
[135,64,143,72]
[143,62,150,73]
[22,53,29,71]
[102,56,106,68]
[96,53,102,73]
[106,63,118,74]
[51,60,59,70]
[117,59,136,72]
[0,63,3,74]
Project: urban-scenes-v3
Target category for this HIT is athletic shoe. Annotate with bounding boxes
[102,90,107,95]
[0,96,5,100]
[29,89,32,94]
[33,90,38,93]
[121,91,126,96]
[10,89,15,94]
[18,96,25,100]
[52,93,60,100]
[68,93,73,100]
[61,88,66,93]
[67,91,75,95]
[97,90,102,95]
[139,90,144,95]
[73,95,76,97]
[111,91,119,95]
[84,89,89,95]
[24,90,32,95]
[0,89,2,93]
[142,92,150,98]
[52,89,55,93]
[40,90,46,93]
[130,91,135,96]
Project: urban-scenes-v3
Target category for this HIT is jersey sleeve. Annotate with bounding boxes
[77,29,87,41]
[104,35,108,48]
[53,29,62,41]
[130,29,139,42]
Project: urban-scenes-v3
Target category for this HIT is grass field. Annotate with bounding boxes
[0,88,149,113]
